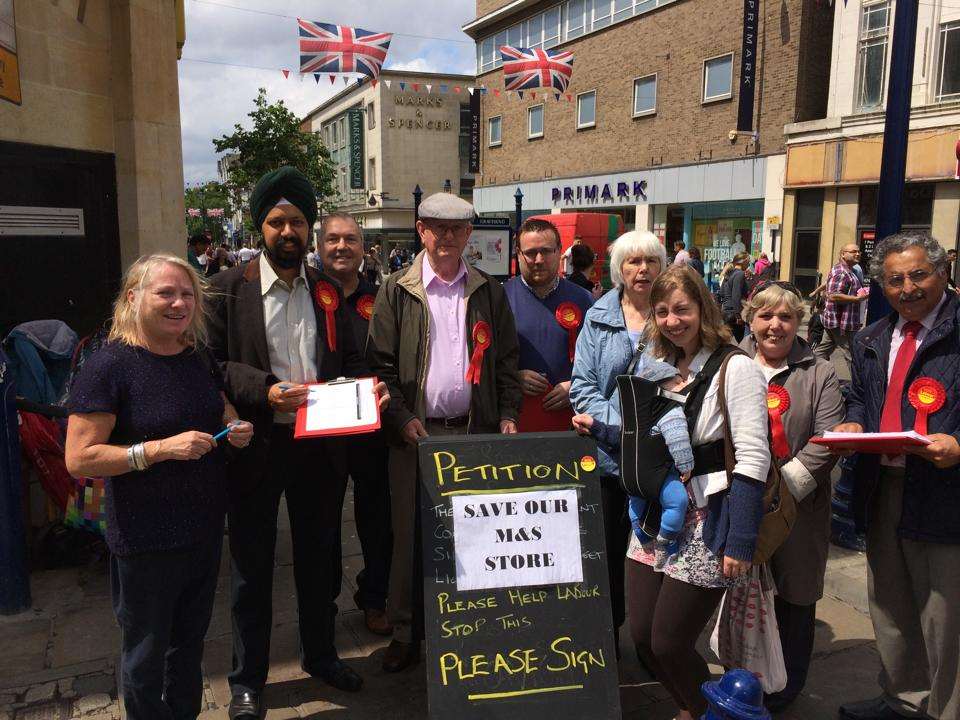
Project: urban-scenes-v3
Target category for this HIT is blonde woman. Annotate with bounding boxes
[65,254,252,720]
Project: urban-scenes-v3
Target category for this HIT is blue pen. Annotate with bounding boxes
[213,424,235,441]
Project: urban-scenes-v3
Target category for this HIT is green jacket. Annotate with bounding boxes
[367,251,521,445]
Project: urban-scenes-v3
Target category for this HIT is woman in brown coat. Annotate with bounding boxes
[739,281,845,712]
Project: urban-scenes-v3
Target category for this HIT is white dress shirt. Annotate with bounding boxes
[260,253,318,423]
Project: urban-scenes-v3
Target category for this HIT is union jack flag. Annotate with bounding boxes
[297,20,392,79]
[500,46,574,92]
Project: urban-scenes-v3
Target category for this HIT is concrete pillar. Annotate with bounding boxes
[819,188,839,280]
[634,203,652,231]
[835,186,859,255]
[110,0,187,268]
[932,181,960,249]
[778,191,796,281]
[762,154,786,256]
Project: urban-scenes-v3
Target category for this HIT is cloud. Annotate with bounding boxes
[178,0,476,184]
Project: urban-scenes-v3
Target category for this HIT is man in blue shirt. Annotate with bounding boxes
[505,218,593,431]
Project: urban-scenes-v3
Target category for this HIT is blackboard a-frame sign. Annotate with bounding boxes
[418,432,621,720]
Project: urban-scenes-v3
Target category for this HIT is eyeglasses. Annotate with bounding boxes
[423,222,470,237]
[519,246,559,261]
[883,269,934,288]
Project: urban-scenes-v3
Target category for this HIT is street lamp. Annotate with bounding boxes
[443,178,452,193]
[413,184,423,254]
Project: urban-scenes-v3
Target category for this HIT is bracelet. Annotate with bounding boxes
[127,443,149,471]
[127,445,138,472]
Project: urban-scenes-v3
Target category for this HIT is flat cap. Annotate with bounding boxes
[418,193,475,221]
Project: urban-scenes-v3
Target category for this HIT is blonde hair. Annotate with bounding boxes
[644,265,732,358]
[743,283,806,324]
[108,254,208,349]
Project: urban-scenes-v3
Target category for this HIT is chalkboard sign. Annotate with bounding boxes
[418,432,621,720]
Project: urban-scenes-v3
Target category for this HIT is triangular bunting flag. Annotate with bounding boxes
[343,76,349,85]
[329,75,336,85]
[467,87,475,95]
[314,73,320,84]
[399,81,406,91]
[531,91,536,99]
[494,89,501,97]
[517,90,524,100]
[426,84,432,93]
[281,69,290,79]
[371,79,378,88]
[554,92,561,101]
[384,79,392,88]
[565,93,573,102]
[412,83,419,91]
[455,86,462,93]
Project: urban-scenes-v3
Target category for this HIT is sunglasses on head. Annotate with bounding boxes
[748,280,803,302]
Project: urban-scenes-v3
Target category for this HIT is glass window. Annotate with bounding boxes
[544,7,561,47]
[508,23,523,48]
[338,118,345,146]
[938,21,960,101]
[368,158,376,189]
[567,0,586,39]
[527,13,543,48]
[635,0,656,12]
[489,115,502,146]
[366,102,376,129]
[633,74,656,115]
[857,1,890,110]
[613,0,632,22]
[857,184,933,228]
[331,122,338,145]
[592,0,611,30]
[480,36,495,72]
[528,105,544,138]
[792,189,825,297]
[577,90,596,128]
[703,53,733,102]
[494,30,508,68]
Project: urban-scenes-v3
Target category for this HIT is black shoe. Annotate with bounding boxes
[310,658,363,692]
[765,690,799,713]
[839,697,914,720]
[228,691,261,720]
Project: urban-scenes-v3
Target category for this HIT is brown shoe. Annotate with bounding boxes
[382,639,419,672]
[362,607,393,636]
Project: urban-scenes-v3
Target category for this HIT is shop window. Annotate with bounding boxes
[857,184,934,229]
[528,105,544,139]
[577,90,596,129]
[792,189,825,297]
[703,53,734,103]
[856,1,891,110]
[937,21,960,102]
[633,74,657,116]
[488,115,502,146]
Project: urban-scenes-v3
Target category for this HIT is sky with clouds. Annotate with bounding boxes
[178,0,477,184]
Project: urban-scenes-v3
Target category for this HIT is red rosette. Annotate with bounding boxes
[313,280,339,352]
[908,377,946,435]
[355,294,375,321]
[766,384,791,459]
[555,301,583,363]
[465,321,492,385]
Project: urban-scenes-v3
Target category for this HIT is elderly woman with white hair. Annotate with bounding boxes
[570,230,667,633]
[65,254,253,720]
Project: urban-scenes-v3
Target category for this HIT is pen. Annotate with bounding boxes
[213,424,235,441]
[355,382,361,420]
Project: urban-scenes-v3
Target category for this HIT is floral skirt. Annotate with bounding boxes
[627,501,744,589]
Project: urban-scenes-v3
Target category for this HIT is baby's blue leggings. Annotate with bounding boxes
[628,470,689,543]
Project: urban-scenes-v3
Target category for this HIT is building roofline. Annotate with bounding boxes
[301,69,476,123]
[461,0,540,38]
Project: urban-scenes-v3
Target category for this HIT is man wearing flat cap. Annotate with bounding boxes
[367,192,522,672]
[208,166,389,718]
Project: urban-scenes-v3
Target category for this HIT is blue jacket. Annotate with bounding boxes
[846,292,960,544]
[570,288,638,476]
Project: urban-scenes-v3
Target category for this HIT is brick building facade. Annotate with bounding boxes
[463,0,832,286]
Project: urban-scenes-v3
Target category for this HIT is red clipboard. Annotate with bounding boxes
[294,376,381,439]
[811,431,931,455]
[518,392,575,432]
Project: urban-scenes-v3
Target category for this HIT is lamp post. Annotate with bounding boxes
[443,178,452,193]
[413,184,423,255]
[0,347,30,615]
[512,187,524,277]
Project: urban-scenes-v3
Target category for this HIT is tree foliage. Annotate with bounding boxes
[183,181,232,242]
[213,88,337,223]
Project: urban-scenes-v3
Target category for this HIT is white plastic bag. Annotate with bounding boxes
[709,564,787,694]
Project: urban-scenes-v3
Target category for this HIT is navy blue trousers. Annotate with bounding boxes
[111,536,222,720]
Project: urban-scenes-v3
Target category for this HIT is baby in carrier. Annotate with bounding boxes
[624,354,694,569]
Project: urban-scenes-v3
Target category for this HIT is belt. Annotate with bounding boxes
[692,440,727,477]
[425,415,470,428]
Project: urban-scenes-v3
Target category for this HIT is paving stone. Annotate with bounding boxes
[72,675,114,698]
[73,694,112,715]
[264,709,300,720]
[23,682,57,705]
[196,709,229,720]
[15,701,72,720]
[0,619,49,681]
[54,680,72,698]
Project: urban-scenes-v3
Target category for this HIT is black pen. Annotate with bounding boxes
[355,381,361,420]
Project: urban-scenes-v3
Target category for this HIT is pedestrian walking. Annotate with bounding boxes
[814,244,867,372]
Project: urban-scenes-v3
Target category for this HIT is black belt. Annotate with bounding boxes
[425,416,470,428]
[692,440,727,477]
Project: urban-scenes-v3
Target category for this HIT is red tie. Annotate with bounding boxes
[880,321,923,432]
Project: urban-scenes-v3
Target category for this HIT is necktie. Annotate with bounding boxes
[879,321,923,433]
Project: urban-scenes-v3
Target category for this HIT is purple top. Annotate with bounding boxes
[422,258,471,419]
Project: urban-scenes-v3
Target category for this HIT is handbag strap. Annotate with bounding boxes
[715,352,740,483]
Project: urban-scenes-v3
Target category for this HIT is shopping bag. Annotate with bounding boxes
[709,564,787,694]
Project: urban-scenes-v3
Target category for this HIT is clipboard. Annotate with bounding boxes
[294,376,381,439]
[518,392,574,432]
[811,430,931,455]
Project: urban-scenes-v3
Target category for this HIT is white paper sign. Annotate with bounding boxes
[452,489,583,592]
[303,377,378,432]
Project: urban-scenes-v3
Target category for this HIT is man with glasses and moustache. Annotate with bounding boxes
[366,193,521,672]
[833,233,960,720]
[504,218,593,431]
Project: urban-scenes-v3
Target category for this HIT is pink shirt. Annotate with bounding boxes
[422,258,472,419]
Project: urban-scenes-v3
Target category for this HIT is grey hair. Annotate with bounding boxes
[869,231,949,280]
[609,230,667,287]
[320,212,363,240]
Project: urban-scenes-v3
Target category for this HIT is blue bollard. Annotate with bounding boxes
[701,669,770,720]
[0,348,31,614]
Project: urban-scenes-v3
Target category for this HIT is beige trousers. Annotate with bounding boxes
[867,468,960,720]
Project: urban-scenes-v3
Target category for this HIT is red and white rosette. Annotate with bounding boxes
[908,377,946,435]
[555,301,583,363]
[313,281,339,352]
[766,384,791,459]
[465,321,492,385]
[355,294,375,321]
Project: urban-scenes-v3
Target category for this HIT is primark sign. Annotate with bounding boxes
[551,179,648,206]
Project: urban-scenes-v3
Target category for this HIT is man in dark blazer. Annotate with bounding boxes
[208,167,388,720]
